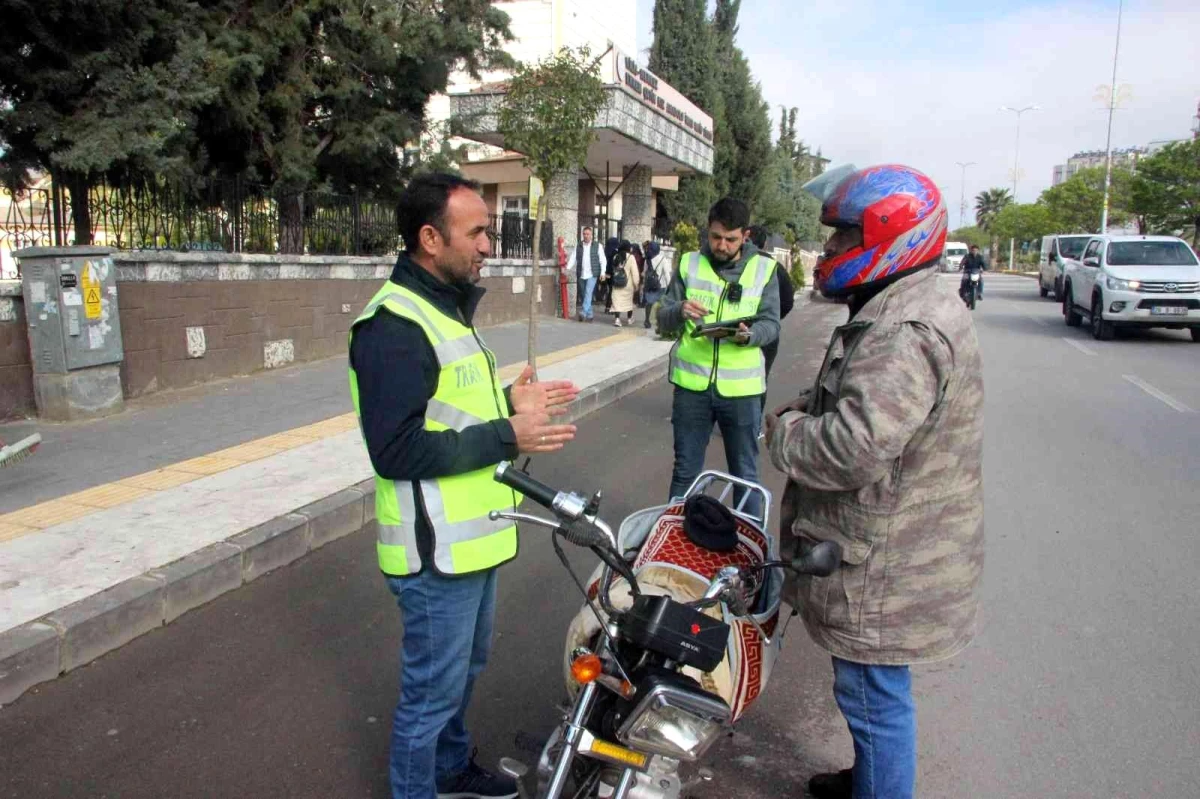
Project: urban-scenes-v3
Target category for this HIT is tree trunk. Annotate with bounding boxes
[279,191,305,255]
[64,171,93,246]
[528,194,548,378]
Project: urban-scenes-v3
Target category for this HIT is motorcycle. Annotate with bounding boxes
[960,270,982,310]
[490,463,841,799]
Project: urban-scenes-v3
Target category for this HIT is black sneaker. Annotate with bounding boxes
[808,768,852,799]
[436,757,519,799]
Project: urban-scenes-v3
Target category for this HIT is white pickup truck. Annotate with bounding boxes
[1062,234,1200,342]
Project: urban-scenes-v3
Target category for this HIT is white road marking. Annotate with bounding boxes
[1025,314,1048,326]
[1063,338,1097,356]
[1122,375,1194,413]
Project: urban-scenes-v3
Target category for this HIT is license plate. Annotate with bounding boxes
[1150,306,1187,316]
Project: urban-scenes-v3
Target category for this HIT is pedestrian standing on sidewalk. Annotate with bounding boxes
[349,172,580,799]
[764,164,984,799]
[609,241,641,327]
[747,225,795,430]
[640,241,666,329]
[569,226,606,322]
[657,197,780,516]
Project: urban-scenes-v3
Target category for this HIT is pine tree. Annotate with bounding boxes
[649,0,719,228]
[710,0,772,208]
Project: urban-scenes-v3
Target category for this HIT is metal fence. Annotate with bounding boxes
[1,177,554,276]
[579,214,623,244]
[651,217,673,245]
[489,213,556,261]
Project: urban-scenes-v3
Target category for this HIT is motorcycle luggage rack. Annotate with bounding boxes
[682,470,771,534]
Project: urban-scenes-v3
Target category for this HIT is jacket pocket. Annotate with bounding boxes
[820,555,871,634]
[793,527,872,635]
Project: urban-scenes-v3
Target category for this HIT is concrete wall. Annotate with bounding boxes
[2,252,558,420]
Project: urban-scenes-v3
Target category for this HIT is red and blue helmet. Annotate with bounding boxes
[804,164,948,298]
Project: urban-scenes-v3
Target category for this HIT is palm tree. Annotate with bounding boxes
[975,188,1013,259]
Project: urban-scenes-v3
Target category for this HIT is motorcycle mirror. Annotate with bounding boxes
[791,541,843,577]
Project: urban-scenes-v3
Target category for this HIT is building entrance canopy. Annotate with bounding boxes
[449,48,714,178]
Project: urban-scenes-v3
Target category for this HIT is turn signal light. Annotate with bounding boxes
[570,653,604,684]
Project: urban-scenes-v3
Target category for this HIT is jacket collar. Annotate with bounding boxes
[847,266,938,326]
[389,253,487,326]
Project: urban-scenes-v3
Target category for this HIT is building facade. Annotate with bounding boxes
[424,0,714,309]
[1051,147,1147,186]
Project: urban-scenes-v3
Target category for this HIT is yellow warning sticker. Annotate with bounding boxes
[82,261,102,320]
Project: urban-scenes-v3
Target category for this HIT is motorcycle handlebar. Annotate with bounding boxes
[495,461,560,509]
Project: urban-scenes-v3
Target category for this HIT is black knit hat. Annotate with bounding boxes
[683,495,739,552]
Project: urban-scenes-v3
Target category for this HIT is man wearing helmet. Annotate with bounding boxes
[764,165,985,799]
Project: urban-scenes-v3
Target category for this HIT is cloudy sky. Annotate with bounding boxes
[635,0,1199,229]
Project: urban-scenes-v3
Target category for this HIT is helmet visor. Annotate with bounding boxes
[801,163,858,204]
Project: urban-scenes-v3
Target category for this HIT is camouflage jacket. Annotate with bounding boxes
[767,267,985,664]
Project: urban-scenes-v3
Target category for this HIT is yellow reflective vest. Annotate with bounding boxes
[669,252,777,398]
[349,281,518,576]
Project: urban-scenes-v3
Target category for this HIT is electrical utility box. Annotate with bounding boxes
[17,246,125,420]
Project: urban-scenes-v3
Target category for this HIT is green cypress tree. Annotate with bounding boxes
[649,0,719,228]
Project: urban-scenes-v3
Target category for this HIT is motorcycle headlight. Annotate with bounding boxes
[617,676,731,761]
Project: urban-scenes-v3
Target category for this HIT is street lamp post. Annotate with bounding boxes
[956,161,976,230]
[1000,105,1039,202]
[1001,105,1039,270]
[1100,0,1125,234]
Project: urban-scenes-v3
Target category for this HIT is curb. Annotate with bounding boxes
[0,357,665,707]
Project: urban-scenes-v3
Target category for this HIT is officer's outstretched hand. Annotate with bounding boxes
[510,412,576,454]
[511,365,580,417]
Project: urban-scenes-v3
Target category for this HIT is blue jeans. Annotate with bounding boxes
[669,386,762,517]
[581,276,598,319]
[386,568,497,799]
[832,657,917,799]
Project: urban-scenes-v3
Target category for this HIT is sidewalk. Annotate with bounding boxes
[0,315,674,704]
[0,317,637,515]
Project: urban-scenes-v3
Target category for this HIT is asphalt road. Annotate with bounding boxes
[2,275,1198,798]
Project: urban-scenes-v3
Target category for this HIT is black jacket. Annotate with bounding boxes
[777,263,795,319]
[350,255,519,567]
[961,253,987,272]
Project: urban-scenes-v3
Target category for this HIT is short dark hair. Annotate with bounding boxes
[747,224,769,249]
[582,226,593,233]
[397,172,482,254]
[708,197,751,231]
[969,244,980,251]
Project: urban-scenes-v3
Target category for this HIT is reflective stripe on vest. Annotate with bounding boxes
[669,252,776,398]
[349,281,518,577]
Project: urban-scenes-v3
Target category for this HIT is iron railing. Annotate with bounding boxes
[579,214,623,244]
[2,177,554,276]
[651,217,674,245]
[488,213,555,260]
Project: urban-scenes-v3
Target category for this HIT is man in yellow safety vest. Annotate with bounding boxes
[349,172,579,799]
[656,197,781,515]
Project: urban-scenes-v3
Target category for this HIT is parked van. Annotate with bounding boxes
[943,241,969,271]
[1038,234,1090,301]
